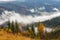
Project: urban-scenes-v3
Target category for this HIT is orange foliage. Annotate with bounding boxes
[38,22,45,33]
[0,29,34,40]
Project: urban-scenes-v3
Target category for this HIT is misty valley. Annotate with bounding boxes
[0,0,60,40]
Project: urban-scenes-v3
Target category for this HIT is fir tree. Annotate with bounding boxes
[11,21,15,33]
[7,20,10,30]
[15,21,19,33]
[26,25,29,31]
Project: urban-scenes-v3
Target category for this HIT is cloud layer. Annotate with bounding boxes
[0,10,60,25]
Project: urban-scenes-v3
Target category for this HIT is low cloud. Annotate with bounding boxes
[38,6,45,10]
[29,9,35,13]
[45,2,51,5]
[29,6,45,13]
[53,8,60,12]
[0,10,60,25]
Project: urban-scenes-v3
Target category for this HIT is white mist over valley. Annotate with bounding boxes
[0,10,60,25]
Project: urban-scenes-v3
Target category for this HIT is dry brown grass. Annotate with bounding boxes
[0,29,34,40]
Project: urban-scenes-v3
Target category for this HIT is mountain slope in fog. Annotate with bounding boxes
[0,10,60,26]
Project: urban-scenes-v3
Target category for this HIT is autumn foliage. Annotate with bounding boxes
[38,22,45,33]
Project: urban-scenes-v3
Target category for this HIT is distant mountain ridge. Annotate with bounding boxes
[0,1,60,28]
[43,17,60,27]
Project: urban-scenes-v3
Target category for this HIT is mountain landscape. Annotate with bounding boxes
[0,0,60,40]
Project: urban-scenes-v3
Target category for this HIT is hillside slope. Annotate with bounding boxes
[0,29,34,40]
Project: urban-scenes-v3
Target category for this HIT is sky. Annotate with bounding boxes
[0,0,25,2]
[0,0,60,2]
[0,0,15,1]
[0,0,25,1]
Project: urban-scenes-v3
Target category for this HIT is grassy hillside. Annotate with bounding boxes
[0,29,34,40]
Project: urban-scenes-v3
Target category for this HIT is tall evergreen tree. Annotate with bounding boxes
[7,20,10,30]
[31,24,35,37]
[26,25,29,31]
[15,21,19,33]
[11,21,15,33]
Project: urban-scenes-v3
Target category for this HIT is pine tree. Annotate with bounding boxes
[7,20,10,30]
[11,21,15,33]
[7,20,12,32]
[29,24,35,38]
[15,21,19,33]
[26,25,29,31]
[7,20,19,33]
[31,24,34,34]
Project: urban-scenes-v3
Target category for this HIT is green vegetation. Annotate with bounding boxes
[7,20,19,34]
[26,24,40,39]
[26,22,60,40]
[0,20,60,40]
